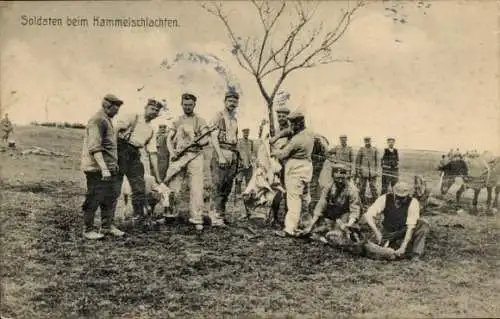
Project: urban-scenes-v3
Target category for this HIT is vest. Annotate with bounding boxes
[382,194,411,232]
[382,148,399,170]
[325,183,351,220]
[216,111,238,147]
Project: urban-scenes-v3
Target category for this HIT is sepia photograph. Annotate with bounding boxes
[0,0,499,318]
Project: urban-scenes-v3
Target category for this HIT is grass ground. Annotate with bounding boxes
[1,126,499,318]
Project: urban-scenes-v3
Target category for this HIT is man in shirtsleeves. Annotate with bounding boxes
[209,89,240,226]
[115,98,164,223]
[364,182,430,261]
[80,94,124,240]
[165,93,210,230]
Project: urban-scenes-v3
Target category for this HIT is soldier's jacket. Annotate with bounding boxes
[211,110,238,147]
[356,146,379,177]
[332,145,354,167]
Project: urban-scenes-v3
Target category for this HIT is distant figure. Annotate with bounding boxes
[332,134,354,172]
[80,94,124,240]
[381,137,399,194]
[440,153,468,205]
[1,113,13,146]
[235,128,255,196]
[438,154,449,171]
[156,124,169,181]
[355,137,379,206]
[319,134,354,191]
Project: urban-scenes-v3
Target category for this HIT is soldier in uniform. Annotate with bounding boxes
[332,135,354,172]
[1,113,13,146]
[381,137,400,194]
[165,93,210,230]
[318,135,354,196]
[355,137,379,206]
[272,111,315,237]
[209,89,240,226]
[235,128,255,196]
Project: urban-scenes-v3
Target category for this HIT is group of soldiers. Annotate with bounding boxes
[80,89,433,260]
[81,90,247,239]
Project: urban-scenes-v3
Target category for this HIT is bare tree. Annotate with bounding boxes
[202,0,364,136]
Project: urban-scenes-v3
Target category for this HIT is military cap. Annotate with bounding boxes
[392,182,411,197]
[276,106,291,114]
[287,111,304,120]
[159,124,167,128]
[242,128,250,132]
[364,136,371,141]
[103,94,123,106]
[147,98,165,109]
[332,163,352,178]
[339,134,347,138]
[332,163,348,170]
[181,93,197,102]
[225,90,239,99]
[387,137,396,141]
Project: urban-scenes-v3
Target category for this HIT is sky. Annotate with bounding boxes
[0,0,499,153]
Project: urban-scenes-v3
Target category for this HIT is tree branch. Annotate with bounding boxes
[203,2,259,76]
[284,0,363,75]
[252,0,287,74]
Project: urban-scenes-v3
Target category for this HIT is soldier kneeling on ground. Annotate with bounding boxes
[300,163,362,247]
[364,181,430,261]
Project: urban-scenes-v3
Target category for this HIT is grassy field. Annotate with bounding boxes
[1,125,499,318]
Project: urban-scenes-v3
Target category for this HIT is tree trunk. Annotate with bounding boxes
[267,100,276,137]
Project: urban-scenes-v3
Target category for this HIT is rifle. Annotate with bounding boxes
[163,125,217,184]
[171,125,218,161]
